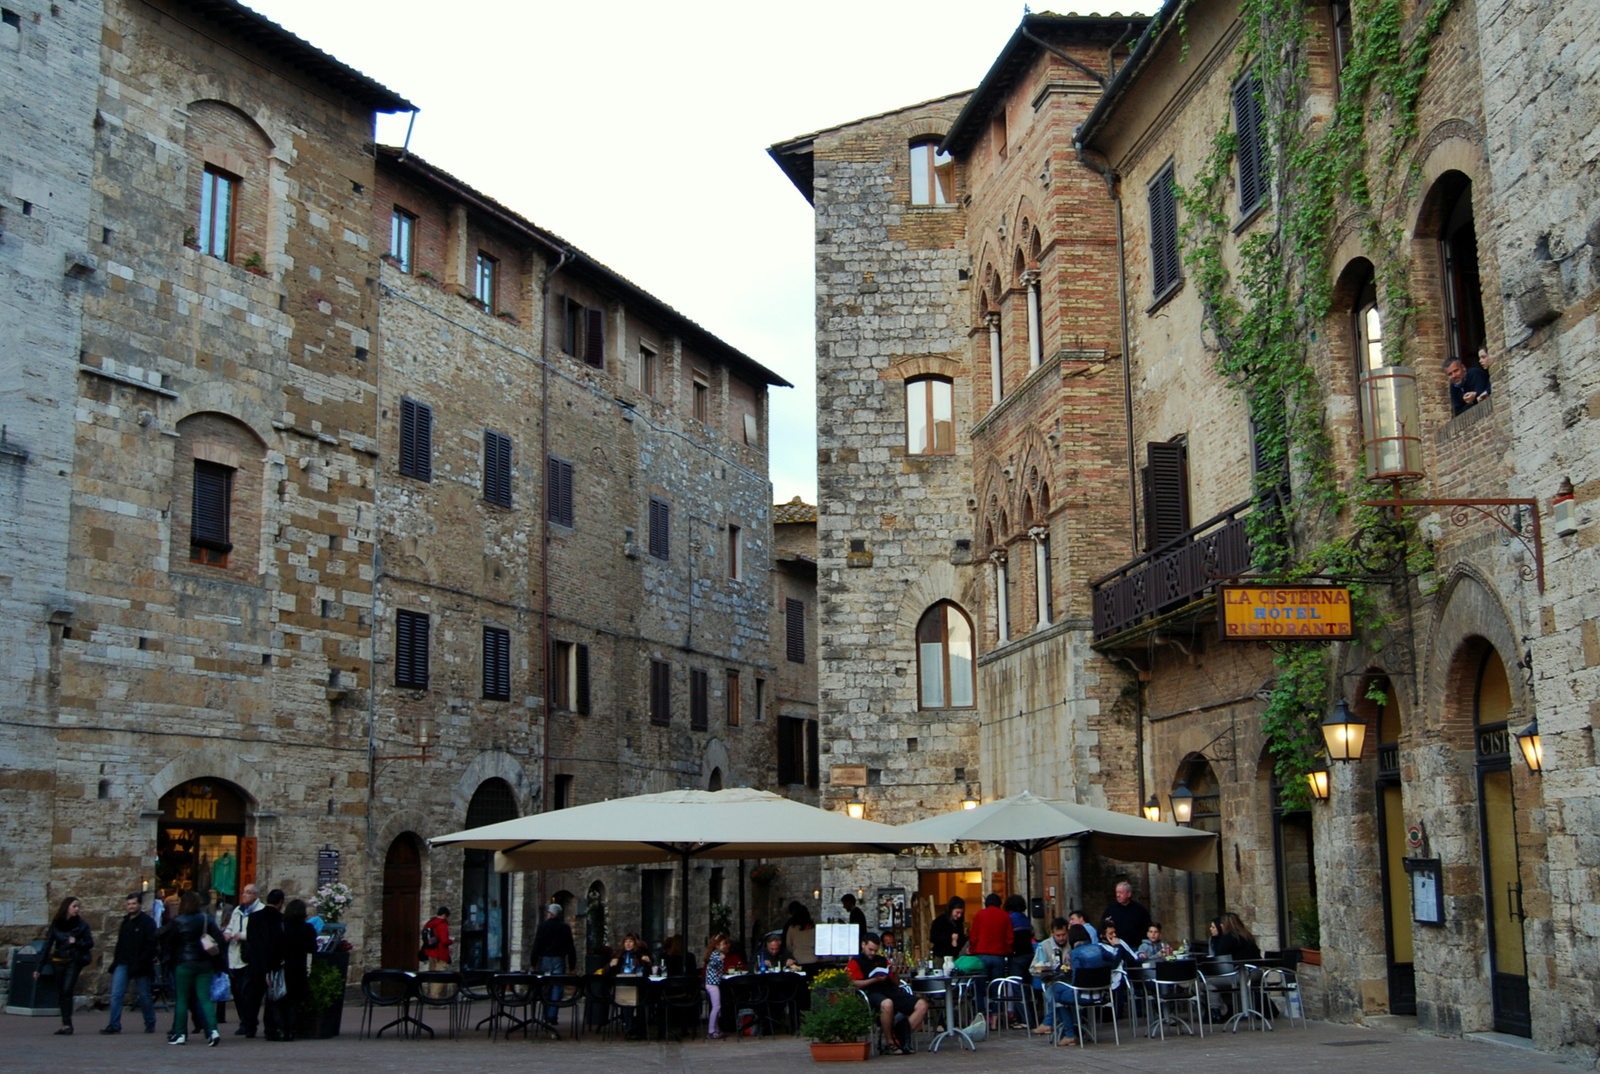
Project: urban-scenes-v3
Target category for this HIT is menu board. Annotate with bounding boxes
[815,923,861,957]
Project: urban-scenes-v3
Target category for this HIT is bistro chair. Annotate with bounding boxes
[359,968,415,1039]
[759,973,805,1037]
[411,971,464,1039]
[488,972,540,1041]
[459,968,495,1032]
[1258,951,1304,1028]
[1150,960,1204,1040]
[1055,964,1118,1047]
[581,974,625,1040]
[1199,958,1240,1032]
[657,975,704,1041]
[539,973,585,1039]
[986,975,1033,1033]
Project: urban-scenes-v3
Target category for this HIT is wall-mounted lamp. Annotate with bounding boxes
[370,714,438,797]
[846,789,866,820]
[1553,477,1577,537]
[960,784,980,811]
[1321,699,1367,761]
[1169,780,1194,826]
[1306,760,1331,801]
[1514,717,1543,773]
[1142,795,1162,823]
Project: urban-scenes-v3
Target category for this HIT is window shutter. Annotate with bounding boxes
[584,307,605,369]
[805,718,819,789]
[1145,441,1191,550]
[191,461,233,550]
[547,456,574,527]
[397,610,429,689]
[650,660,671,725]
[690,668,708,730]
[785,598,805,663]
[400,398,432,481]
[576,643,591,716]
[777,718,799,785]
[649,498,669,559]
[1234,74,1266,214]
[1149,165,1180,296]
[483,626,510,701]
[485,430,513,507]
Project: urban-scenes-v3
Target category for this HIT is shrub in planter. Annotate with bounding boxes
[799,969,874,1044]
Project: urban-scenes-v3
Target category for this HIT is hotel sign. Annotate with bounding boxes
[1219,585,1354,640]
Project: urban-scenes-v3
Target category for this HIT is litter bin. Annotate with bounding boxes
[6,943,59,1015]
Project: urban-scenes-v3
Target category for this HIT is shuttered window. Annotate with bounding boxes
[1234,72,1268,216]
[1148,162,1181,298]
[546,456,574,527]
[690,668,709,730]
[550,640,591,714]
[482,625,511,701]
[576,643,590,716]
[190,460,234,561]
[806,719,819,789]
[649,497,670,560]
[484,429,513,507]
[399,397,433,481]
[585,307,605,369]
[561,297,605,367]
[1142,440,1191,551]
[778,716,804,785]
[649,659,671,725]
[395,610,430,689]
[785,598,805,663]
[726,670,741,727]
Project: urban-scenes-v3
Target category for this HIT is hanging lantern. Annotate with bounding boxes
[1169,780,1194,825]
[1514,717,1543,773]
[1142,795,1161,823]
[1306,760,1331,801]
[1321,699,1367,761]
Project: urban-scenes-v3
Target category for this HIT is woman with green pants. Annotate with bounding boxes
[167,891,224,1046]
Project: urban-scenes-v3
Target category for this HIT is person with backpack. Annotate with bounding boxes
[420,906,453,969]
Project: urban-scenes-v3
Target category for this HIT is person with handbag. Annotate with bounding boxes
[274,899,318,1041]
[35,896,94,1035]
[253,890,287,1040]
[167,890,224,1046]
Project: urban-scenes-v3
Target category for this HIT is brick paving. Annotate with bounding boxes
[3,1008,1587,1074]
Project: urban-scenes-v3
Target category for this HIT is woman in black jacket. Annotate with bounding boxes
[274,899,318,1041]
[36,896,93,1034]
[167,890,225,1046]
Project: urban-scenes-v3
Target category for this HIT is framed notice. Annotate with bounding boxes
[876,887,906,931]
[1403,857,1444,925]
[815,923,860,957]
[1218,585,1355,641]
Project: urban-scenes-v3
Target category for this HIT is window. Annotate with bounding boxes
[754,678,766,723]
[910,141,954,205]
[552,773,573,810]
[483,625,511,701]
[474,252,497,312]
[1356,272,1384,374]
[726,670,741,727]
[189,460,234,565]
[727,523,742,580]
[1330,1,1354,82]
[1142,439,1191,551]
[1438,181,1486,363]
[1148,162,1181,298]
[389,208,415,272]
[991,111,1008,160]
[1233,73,1268,216]
[562,297,606,368]
[649,497,670,559]
[785,598,805,663]
[690,668,709,730]
[395,609,430,689]
[906,376,954,455]
[640,343,657,395]
[1037,534,1054,624]
[693,377,710,423]
[649,659,671,725]
[917,602,975,709]
[198,166,236,261]
[399,397,433,481]
[546,455,574,527]
[778,716,819,788]
[551,640,591,714]
[484,429,513,507]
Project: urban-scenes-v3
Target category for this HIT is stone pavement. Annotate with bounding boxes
[4,1007,1592,1074]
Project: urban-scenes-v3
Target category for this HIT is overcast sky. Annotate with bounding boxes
[245,0,1153,504]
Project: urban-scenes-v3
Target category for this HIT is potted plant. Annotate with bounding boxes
[182,225,199,250]
[750,862,780,886]
[243,251,267,276]
[497,311,520,326]
[298,955,348,1039]
[1291,896,1321,966]
[799,968,874,1061]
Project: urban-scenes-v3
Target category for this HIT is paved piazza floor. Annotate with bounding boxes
[2,1008,1590,1074]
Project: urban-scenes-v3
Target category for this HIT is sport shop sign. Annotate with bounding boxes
[1218,585,1354,641]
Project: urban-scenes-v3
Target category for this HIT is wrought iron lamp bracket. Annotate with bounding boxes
[1359,492,1544,594]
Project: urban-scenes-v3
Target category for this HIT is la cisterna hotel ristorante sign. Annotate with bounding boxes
[1218,585,1354,641]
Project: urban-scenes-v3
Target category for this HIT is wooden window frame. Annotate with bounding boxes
[692,377,710,424]
[1148,162,1182,300]
[484,429,513,508]
[546,455,574,527]
[482,625,511,701]
[727,523,742,580]
[726,669,741,727]
[649,497,670,560]
[1233,72,1268,218]
[550,639,591,714]
[916,601,976,710]
[474,251,497,312]
[552,773,574,810]
[640,342,657,396]
[1142,439,1192,551]
[399,397,433,481]
[906,375,955,456]
[910,140,955,206]
[395,609,430,690]
[754,677,766,723]
[561,297,605,368]
[198,165,237,262]
[389,207,416,273]
[785,598,805,663]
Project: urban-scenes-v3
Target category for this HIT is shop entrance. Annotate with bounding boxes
[1475,651,1529,1037]
[157,779,249,908]
[381,833,423,971]
[461,779,517,971]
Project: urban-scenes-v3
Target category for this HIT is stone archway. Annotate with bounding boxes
[380,833,423,971]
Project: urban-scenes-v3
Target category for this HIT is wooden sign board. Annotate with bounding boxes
[240,836,257,891]
[830,765,868,787]
[1219,585,1354,640]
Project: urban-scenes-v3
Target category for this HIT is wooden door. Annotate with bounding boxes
[381,834,422,971]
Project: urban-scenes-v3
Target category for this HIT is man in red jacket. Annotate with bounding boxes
[968,893,1017,1028]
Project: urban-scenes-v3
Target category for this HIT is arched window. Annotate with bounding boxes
[906,376,954,455]
[917,602,974,709]
[910,140,954,205]
[1354,268,1384,375]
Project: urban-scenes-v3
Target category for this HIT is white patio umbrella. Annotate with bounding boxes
[431,787,925,940]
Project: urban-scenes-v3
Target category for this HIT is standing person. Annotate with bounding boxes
[274,899,317,1042]
[783,900,816,967]
[421,906,453,970]
[1005,893,1034,980]
[1100,881,1152,945]
[253,890,286,1041]
[102,893,158,1035]
[967,893,1014,1028]
[928,895,966,963]
[35,896,93,1035]
[222,883,267,1037]
[528,903,575,1029]
[841,893,868,932]
[167,890,223,1046]
[703,933,731,1039]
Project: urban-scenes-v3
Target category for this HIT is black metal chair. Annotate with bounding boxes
[582,974,625,1040]
[657,975,704,1041]
[411,970,463,1039]
[459,968,494,1032]
[1258,951,1303,1027]
[359,968,415,1039]
[1151,959,1204,1039]
[758,972,804,1036]
[539,973,584,1038]
[1054,964,1118,1046]
[488,972,540,1041]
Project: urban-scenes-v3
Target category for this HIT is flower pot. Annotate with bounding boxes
[810,1041,871,1061]
[1299,948,1321,966]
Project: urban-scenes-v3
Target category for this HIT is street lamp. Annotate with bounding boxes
[1306,759,1331,801]
[1514,717,1543,773]
[846,789,866,820]
[960,784,980,811]
[1321,698,1367,761]
[1142,795,1162,823]
[1169,780,1194,825]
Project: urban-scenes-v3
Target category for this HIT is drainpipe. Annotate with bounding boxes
[539,246,571,913]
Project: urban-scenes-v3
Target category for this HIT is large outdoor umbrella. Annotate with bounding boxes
[897,790,1218,913]
[431,787,923,942]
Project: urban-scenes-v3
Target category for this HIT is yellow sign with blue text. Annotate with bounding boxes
[1218,585,1354,640]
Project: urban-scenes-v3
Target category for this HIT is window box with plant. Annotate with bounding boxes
[799,968,875,1060]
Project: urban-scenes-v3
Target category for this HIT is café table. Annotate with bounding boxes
[913,974,975,1052]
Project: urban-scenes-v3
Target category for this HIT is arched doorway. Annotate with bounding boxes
[1366,675,1415,1014]
[462,778,518,971]
[157,779,250,908]
[381,833,423,971]
[1475,649,1529,1036]
[1175,756,1223,944]
[1262,746,1316,956]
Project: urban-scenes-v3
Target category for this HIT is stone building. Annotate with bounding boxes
[0,0,797,997]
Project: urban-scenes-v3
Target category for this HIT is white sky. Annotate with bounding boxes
[245,1,1154,504]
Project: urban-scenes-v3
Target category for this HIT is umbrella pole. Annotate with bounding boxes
[682,852,692,956]
[738,859,747,956]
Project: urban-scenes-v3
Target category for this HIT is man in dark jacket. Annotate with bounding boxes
[234,887,284,1039]
[928,896,966,962]
[529,903,576,1028]
[1100,881,1152,947]
[101,894,157,1034]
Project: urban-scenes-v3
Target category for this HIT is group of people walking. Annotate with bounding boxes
[35,883,318,1046]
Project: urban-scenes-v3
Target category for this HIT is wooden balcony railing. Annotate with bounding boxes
[1090,496,1262,640]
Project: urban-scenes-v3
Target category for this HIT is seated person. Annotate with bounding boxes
[1046,924,1112,1046]
[1444,355,1491,415]
[878,929,909,974]
[607,933,651,1037]
[1099,923,1140,968]
[1029,917,1072,1038]
[753,931,797,972]
[1067,909,1099,944]
[1208,912,1260,961]
[1136,922,1172,960]
[848,932,929,1054]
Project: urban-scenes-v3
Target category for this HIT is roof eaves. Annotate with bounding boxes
[1074,0,1186,150]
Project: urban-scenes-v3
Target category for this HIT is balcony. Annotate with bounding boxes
[1090,496,1261,642]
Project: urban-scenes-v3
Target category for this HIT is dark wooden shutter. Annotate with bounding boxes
[1148,164,1180,297]
[777,717,799,785]
[484,430,513,507]
[584,307,605,369]
[191,461,233,551]
[805,719,820,789]
[396,610,429,689]
[690,668,708,730]
[400,397,432,481]
[650,660,671,725]
[1234,73,1266,215]
[649,498,669,559]
[483,626,510,701]
[1144,441,1191,551]
[546,456,573,527]
[785,598,805,663]
[576,643,590,716]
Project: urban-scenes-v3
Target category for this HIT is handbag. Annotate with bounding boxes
[210,972,232,1003]
[200,932,219,955]
[266,969,286,1002]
